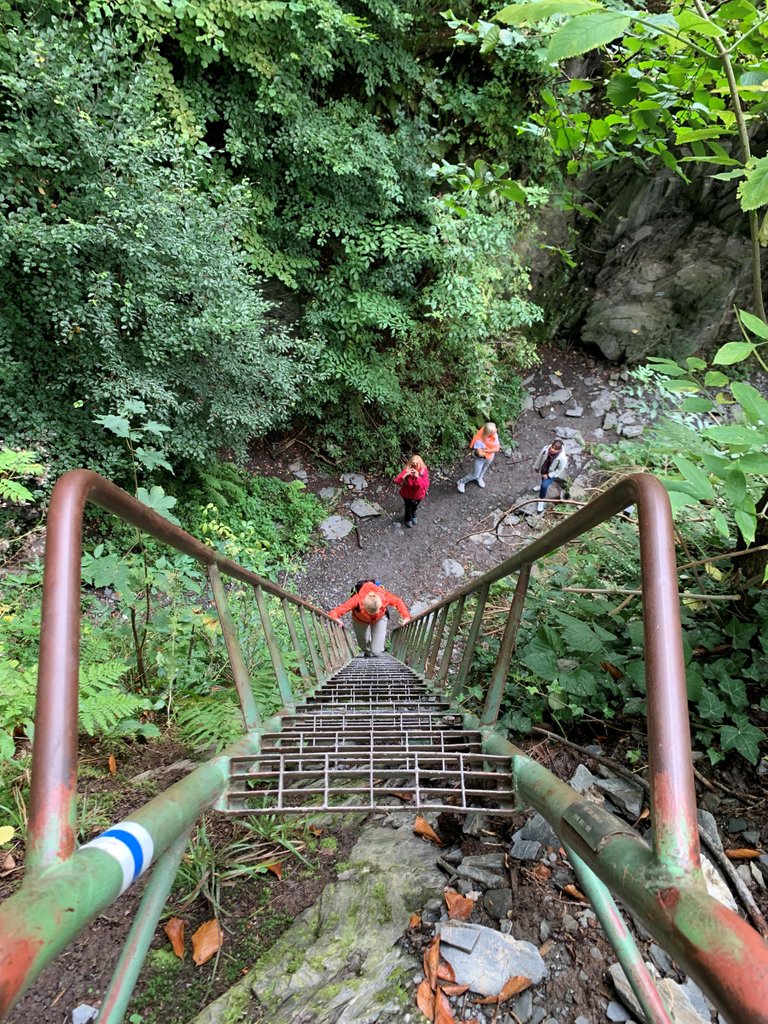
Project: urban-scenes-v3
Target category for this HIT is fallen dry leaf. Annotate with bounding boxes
[308,825,323,836]
[436,959,456,983]
[392,790,414,802]
[444,887,474,921]
[562,883,588,903]
[265,861,283,879]
[539,939,554,957]
[473,975,531,1006]
[529,863,551,883]
[424,936,440,990]
[191,918,224,966]
[409,912,422,930]
[107,754,117,775]
[164,917,186,959]
[725,848,762,860]
[416,978,435,1021]
[637,807,650,822]
[600,661,624,681]
[439,983,470,996]
[414,816,443,846]
[434,988,457,1024]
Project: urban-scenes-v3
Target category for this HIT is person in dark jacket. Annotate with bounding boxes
[328,582,410,657]
[394,455,430,528]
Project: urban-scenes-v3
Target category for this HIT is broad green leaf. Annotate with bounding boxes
[704,370,729,387]
[667,491,699,515]
[685,356,707,371]
[662,381,700,393]
[711,169,746,182]
[606,73,638,105]
[646,357,687,377]
[123,399,147,415]
[675,127,727,143]
[711,507,730,538]
[144,420,172,435]
[731,381,768,425]
[737,309,768,339]
[680,397,713,413]
[496,0,603,25]
[712,341,757,365]
[675,10,725,36]
[96,415,131,438]
[673,456,715,500]
[547,11,631,61]
[738,155,768,212]
[135,447,173,473]
[567,78,594,93]
[734,508,756,545]
[724,467,747,505]
[500,182,527,203]
[702,424,761,446]
[552,611,603,653]
[736,452,768,472]
[479,23,501,53]
[137,485,180,524]
[720,715,765,764]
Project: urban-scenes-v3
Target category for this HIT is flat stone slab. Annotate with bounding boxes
[349,498,383,518]
[341,472,367,490]
[437,922,546,997]
[593,776,644,819]
[319,515,354,541]
[441,558,465,577]
[317,486,339,501]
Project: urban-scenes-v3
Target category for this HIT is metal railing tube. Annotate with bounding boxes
[298,607,324,683]
[98,831,191,1024]
[417,613,435,674]
[480,566,531,727]
[27,469,342,877]
[313,614,333,677]
[0,732,260,1015]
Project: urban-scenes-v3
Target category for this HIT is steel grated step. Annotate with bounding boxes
[224,655,515,816]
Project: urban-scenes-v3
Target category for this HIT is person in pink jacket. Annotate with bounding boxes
[393,455,430,528]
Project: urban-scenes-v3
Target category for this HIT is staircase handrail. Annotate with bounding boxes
[26,469,351,882]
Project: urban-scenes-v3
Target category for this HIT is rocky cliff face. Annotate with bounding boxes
[532,164,755,363]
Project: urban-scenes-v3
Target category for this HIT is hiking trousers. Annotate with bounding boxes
[352,616,387,656]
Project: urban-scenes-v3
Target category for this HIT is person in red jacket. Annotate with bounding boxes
[328,581,411,657]
[393,454,430,528]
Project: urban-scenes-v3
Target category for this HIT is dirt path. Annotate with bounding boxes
[279,345,635,614]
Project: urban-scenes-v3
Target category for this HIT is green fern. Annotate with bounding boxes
[78,662,152,736]
[174,692,245,752]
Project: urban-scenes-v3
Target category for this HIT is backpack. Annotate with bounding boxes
[351,578,381,596]
[351,579,390,618]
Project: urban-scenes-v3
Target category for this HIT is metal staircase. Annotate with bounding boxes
[226,653,514,816]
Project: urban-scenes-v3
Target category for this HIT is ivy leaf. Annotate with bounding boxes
[720,677,748,709]
[697,687,727,721]
[547,11,631,60]
[738,155,768,212]
[496,0,603,25]
[720,715,765,764]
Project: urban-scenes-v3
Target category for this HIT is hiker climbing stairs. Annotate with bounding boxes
[226,653,515,816]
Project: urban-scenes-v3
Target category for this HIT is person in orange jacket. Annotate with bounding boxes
[457,422,500,493]
[328,581,410,658]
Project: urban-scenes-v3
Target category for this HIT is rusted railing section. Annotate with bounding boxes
[0,469,352,1019]
[391,473,768,1024]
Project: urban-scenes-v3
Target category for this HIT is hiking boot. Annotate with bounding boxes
[405,520,413,528]
[411,515,417,525]
[477,479,485,488]
[537,501,545,513]
[457,481,465,493]
[363,651,372,658]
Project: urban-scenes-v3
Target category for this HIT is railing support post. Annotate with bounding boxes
[480,566,531,727]
[299,607,325,685]
[435,596,465,685]
[452,583,489,700]
[425,604,449,679]
[209,565,261,731]
[253,585,295,711]
[281,597,311,687]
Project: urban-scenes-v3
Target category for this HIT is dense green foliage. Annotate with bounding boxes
[0,1,549,479]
